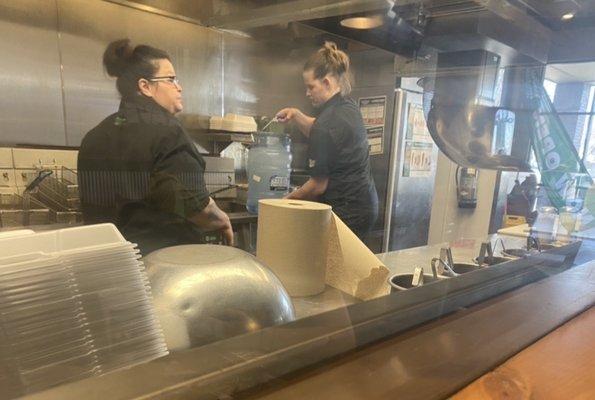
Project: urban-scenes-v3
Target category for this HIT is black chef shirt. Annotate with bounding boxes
[78,95,211,255]
[308,93,378,238]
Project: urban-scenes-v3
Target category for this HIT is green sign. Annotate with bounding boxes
[525,69,592,210]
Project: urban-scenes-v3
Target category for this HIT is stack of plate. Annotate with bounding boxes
[0,224,168,399]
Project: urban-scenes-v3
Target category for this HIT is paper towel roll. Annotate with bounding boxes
[256,199,391,300]
[257,199,332,296]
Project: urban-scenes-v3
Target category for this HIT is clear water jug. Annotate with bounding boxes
[246,133,292,214]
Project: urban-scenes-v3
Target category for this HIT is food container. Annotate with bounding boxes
[388,273,446,292]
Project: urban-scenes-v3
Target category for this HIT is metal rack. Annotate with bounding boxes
[36,166,79,205]
[192,131,254,154]
[28,167,82,224]
[0,193,50,227]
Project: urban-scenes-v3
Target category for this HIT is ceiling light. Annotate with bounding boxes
[561,12,576,21]
[340,15,384,30]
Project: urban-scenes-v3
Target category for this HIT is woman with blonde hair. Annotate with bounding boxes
[276,42,378,240]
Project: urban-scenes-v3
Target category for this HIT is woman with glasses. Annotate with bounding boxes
[78,39,233,254]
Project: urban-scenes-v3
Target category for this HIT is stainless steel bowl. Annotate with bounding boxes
[144,245,295,351]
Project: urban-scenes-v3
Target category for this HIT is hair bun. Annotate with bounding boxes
[103,39,134,78]
[323,41,339,53]
[304,41,352,95]
[322,41,348,74]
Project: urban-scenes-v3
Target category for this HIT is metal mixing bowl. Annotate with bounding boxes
[144,245,295,351]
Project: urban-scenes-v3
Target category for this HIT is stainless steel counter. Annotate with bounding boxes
[292,286,360,319]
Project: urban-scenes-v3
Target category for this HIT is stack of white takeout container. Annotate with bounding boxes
[0,224,168,398]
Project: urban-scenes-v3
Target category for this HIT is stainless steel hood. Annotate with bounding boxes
[112,0,595,65]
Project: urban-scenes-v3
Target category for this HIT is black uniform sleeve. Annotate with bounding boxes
[308,124,333,177]
[150,125,210,219]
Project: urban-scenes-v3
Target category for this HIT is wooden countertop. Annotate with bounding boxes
[235,261,595,400]
[454,306,595,400]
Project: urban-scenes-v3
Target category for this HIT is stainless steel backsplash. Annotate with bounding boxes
[0,0,392,149]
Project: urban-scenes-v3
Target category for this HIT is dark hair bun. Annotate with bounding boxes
[103,39,134,78]
[102,39,170,98]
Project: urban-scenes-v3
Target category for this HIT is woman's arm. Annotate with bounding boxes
[189,197,234,245]
[276,108,316,137]
[285,176,329,201]
[152,126,234,246]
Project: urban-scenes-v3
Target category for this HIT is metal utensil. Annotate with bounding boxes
[527,235,541,251]
[440,247,454,270]
[430,260,439,279]
[494,237,507,255]
[477,241,494,266]
[432,257,458,277]
[261,117,278,132]
[412,267,424,287]
[209,184,238,196]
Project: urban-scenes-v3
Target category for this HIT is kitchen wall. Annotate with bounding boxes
[428,152,499,245]
[0,0,65,146]
[0,0,321,148]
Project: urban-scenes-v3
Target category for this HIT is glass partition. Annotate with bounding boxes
[0,1,593,399]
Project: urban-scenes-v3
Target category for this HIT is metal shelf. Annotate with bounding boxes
[203,131,255,143]
[188,130,255,154]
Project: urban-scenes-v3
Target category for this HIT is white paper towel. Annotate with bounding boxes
[256,199,390,300]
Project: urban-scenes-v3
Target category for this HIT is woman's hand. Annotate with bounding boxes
[275,107,315,137]
[284,177,328,201]
[190,197,234,246]
[275,108,298,123]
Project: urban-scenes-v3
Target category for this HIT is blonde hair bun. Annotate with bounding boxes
[305,41,352,95]
[321,41,349,74]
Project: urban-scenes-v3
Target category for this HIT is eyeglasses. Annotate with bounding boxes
[147,75,180,86]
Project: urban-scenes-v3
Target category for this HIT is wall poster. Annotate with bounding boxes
[403,141,433,177]
[403,102,434,177]
[359,96,387,155]
[406,103,433,143]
